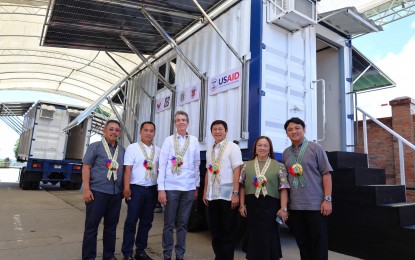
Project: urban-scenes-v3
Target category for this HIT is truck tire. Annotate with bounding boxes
[31,181,40,190]
[18,168,24,188]
[20,168,32,190]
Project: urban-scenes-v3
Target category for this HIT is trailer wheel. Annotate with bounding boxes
[20,168,32,190]
[18,168,24,188]
[31,181,40,190]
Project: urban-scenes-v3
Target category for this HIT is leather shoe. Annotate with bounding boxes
[134,252,153,260]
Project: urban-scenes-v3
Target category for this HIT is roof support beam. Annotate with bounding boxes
[106,97,133,144]
[105,52,129,75]
[141,8,207,82]
[120,34,175,93]
[192,0,243,63]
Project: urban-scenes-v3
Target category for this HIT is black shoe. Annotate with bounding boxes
[123,256,134,260]
[134,252,153,260]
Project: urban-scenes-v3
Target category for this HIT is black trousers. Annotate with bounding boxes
[288,210,328,260]
[207,199,238,260]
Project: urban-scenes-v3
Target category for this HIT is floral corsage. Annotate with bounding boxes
[171,155,184,174]
[288,163,306,188]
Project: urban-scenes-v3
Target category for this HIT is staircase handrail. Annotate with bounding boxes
[356,106,415,187]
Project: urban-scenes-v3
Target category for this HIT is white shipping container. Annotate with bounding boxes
[120,0,371,157]
[18,101,92,161]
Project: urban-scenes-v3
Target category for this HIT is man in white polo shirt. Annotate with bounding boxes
[157,111,200,260]
[122,121,160,260]
[203,120,243,260]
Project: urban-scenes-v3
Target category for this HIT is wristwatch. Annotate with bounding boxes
[282,207,287,212]
[232,191,239,196]
[324,196,332,202]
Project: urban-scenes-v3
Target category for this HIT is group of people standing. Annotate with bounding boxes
[80,112,333,260]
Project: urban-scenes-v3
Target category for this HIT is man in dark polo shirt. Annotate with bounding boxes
[82,119,125,260]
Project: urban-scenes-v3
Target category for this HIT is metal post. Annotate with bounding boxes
[198,75,208,143]
[241,55,250,139]
[362,114,369,166]
[106,97,134,144]
[120,34,176,93]
[119,85,141,127]
[105,51,129,75]
[398,140,406,186]
[170,92,177,135]
[313,79,326,142]
[192,0,243,64]
[141,8,206,81]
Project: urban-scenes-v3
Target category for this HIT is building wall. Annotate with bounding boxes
[356,96,415,202]
[355,117,395,183]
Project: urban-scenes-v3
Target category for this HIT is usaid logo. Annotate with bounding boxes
[218,72,240,85]
[210,78,218,91]
[208,67,241,96]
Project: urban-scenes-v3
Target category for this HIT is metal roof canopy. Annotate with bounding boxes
[41,0,229,55]
[62,0,243,132]
[318,0,415,28]
[352,47,395,92]
[318,7,382,36]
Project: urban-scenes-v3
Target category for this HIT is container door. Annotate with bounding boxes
[31,106,68,160]
[261,24,316,154]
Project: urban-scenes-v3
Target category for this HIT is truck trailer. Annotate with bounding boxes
[17,101,93,190]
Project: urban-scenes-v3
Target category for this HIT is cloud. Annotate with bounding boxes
[358,37,415,118]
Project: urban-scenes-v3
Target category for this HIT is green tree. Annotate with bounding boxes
[13,139,19,160]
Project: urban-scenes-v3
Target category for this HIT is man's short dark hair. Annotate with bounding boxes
[210,120,228,132]
[284,117,305,130]
[140,121,156,131]
[104,119,121,128]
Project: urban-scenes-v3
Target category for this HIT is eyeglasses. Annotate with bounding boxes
[108,127,121,132]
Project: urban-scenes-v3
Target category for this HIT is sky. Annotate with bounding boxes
[353,15,415,118]
[1,11,415,159]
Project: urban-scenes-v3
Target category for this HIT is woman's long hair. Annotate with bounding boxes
[250,136,275,160]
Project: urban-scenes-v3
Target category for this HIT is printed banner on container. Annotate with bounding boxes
[208,67,241,96]
[178,84,200,106]
[155,94,172,113]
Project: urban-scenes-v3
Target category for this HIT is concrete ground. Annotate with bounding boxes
[0,168,360,260]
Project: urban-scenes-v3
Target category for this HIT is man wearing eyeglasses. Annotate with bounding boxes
[81,120,125,260]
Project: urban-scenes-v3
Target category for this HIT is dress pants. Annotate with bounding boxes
[82,190,122,260]
[162,190,194,259]
[207,199,238,260]
[288,210,328,260]
[122,184,157,257]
